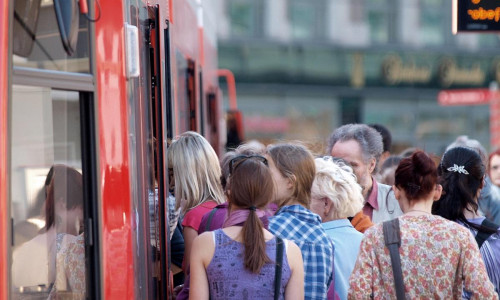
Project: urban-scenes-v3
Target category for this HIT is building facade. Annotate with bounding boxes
[215,0,499,154]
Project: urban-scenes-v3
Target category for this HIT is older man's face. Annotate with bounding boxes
[330,139,375,196]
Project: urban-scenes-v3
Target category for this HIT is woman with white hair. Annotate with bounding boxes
[310,156,364,300]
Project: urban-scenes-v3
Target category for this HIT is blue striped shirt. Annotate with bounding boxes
[269,205,334,300]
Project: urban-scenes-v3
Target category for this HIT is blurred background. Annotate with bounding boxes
[213,0,499,155]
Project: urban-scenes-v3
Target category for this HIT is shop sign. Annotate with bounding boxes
[438,58,485,87]
[381,55,432,85]
[438,88,496,105]
[453,0,500,32]
[381,55,486,87]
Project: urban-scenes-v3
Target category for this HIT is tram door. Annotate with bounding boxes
[144,4,172,299]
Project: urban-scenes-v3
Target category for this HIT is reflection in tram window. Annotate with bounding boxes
[10,86,86,299]
[13,0,90,72]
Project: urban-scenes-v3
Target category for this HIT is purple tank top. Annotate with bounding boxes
[206,229,292,299]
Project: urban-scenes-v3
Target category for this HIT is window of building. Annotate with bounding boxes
[362,0,393,45]
[367,9,389,44]
[418,0,445,46]
[228,0,261,37]
[288,0,326,40]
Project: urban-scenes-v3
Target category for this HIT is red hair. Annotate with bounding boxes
[488,148,500,173]
[394,151,437,202]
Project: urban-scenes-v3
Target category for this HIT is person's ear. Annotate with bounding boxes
[286,175,296,190]
[433,184,443,201]
[392,185,400,200]
[323,198,333,217]
[368,158,377,174]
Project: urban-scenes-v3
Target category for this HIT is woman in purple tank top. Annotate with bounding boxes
[190,155,304,299]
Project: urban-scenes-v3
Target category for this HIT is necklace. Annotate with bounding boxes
[405,209,431,215]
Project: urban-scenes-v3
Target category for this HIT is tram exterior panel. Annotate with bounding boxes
[0,0,223,299]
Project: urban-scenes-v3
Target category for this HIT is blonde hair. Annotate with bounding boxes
[267,143,316,208]
[168,131,225,213]
[311,157,364,220]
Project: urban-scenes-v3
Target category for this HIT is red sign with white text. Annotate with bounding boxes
[491,93,500,149]
[438,89,495,106]
[438,88,500,149]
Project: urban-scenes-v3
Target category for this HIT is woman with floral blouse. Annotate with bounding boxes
[349,151,497,299]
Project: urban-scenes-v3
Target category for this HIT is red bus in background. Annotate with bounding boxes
[0,0,226,299]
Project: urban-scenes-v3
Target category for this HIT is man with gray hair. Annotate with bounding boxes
[327,124,402,223]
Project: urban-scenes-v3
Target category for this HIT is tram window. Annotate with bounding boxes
[10,85,87,299]
[175,52,197,132]
[12,0,90,73]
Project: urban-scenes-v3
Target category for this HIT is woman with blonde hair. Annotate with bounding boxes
[310,156,364,300]
[168,131,225,272]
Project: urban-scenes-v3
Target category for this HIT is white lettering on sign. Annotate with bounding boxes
[438,89,496,106]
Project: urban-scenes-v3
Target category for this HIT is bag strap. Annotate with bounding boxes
[204,207,219,232]
[274,237,284,300]
[382,218,405,300]
[327,242,340,300]
[475,218,500,249]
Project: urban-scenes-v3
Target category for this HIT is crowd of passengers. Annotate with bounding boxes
[168,124,500,300]
[11,123,500,299]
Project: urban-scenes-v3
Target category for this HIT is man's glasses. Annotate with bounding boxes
[229,155,268,175]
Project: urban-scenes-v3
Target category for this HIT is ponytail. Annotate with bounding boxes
[227,157,274,273]
[242,207,270,273]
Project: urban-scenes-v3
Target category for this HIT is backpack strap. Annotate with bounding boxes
[383,218,405,300]
[475,218,500,249]
[204,207,219,232]
[274,237,284,300]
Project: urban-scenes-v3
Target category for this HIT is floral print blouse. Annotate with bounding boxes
[48,233,85,299]
[348,214,498,299]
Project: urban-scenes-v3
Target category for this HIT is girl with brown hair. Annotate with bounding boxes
[266,143,334,299]
[190,155,304,299]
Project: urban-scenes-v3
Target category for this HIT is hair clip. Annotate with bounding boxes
[447,164,469,175]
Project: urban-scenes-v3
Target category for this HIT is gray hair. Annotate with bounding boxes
[326,124,384,163]
[445,135,487,166]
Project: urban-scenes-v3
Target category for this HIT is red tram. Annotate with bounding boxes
[0,0,226,298]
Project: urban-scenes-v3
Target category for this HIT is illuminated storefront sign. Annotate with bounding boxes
[381,55,432,85]
[453,0,500,32]
[380,55,486,87]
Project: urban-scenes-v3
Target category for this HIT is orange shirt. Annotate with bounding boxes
[350,211,374,233]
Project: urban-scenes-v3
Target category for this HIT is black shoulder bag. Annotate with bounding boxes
[204,207,219,232]
[274,237,284,300]
[475,218,500,248]
[383,218,405,300]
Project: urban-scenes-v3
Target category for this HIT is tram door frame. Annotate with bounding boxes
[146,4,172,298]
[10,71,101,299]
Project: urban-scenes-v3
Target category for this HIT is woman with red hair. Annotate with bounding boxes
[349,151,496,299]
[489,149,500,187]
